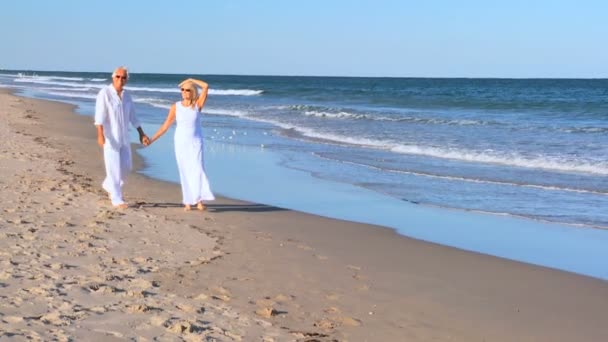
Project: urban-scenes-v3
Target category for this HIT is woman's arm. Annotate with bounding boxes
[150,104,177,143]
[180,78,209,111]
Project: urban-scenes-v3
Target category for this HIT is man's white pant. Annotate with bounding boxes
[102,144,132,206]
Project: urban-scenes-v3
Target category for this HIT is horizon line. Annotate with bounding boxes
[1,68,607,80]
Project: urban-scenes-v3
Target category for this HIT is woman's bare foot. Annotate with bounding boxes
[196,202,206,211]
[184,204,192,211]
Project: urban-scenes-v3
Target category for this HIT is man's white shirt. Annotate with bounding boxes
[94,84,141,150]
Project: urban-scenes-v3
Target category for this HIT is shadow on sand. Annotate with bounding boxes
[135,202,288,213]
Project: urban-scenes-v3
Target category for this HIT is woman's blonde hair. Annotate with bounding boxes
[181,81,198,108]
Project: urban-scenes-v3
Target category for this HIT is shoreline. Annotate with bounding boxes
[137,114,608,280]
[1,88,608,340]
[8,81,608,233]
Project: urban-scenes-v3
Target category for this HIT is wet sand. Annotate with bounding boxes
[1,88,607,341]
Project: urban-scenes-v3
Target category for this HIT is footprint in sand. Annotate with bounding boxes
[39,311,71,326]
[88,305,108,314]
[86,220,108,229]
[253,232,273,242]
[175,303,197,313]
[315,316,362,331]
[53,220,75,228]
[297,244,314,251]
[255,307,280,318]
[125,303,162,314]
[192,293,209,301]
[91,329,124,339]
[211,286,232,302]
[164,318,204,334]
[185,256,210,266]
[148,315,169,327]
[23,286,49,297]
[84,283,124,296]
[336,315,362,327]
[325,293,341,301]
[324,306,341,314]
[110,257,129,266]
[44,262,66,270]
[131,256,152,264]
[347,264,369,282]
[128,278,153,290]
[274,293,294,304]
[2,316,24,324]
[314,318,338,330]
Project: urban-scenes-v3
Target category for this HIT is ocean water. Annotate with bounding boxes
[3,70,607,228]
[2,70,608,279]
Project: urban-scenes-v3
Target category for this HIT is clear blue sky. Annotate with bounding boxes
[1,0,606,78]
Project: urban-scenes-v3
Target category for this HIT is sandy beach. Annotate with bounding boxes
[1,88,608,341]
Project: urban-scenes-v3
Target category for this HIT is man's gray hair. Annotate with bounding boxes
[112,66,129,78]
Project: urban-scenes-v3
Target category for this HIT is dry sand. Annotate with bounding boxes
[1,88,607,341]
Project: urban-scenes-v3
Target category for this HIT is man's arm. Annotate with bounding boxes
[94,90,107,148]
[127,95,150,146]
[96,125,105,147]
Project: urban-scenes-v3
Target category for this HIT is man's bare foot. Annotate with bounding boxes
[115,203,128,209]
[196,202,206,211]
[184,204,192,211]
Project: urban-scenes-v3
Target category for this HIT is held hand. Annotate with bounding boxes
[141,135,151,146]
[97,135,105,147]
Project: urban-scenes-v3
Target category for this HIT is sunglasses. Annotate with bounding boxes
[180,88,191,92]
[114,75,128,80]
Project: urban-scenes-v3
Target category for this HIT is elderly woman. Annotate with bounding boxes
[149,78,215,211]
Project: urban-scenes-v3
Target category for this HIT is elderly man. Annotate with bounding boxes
[94,66,150,208]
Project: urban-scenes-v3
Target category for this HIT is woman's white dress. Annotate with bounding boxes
[174,101,215,204]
